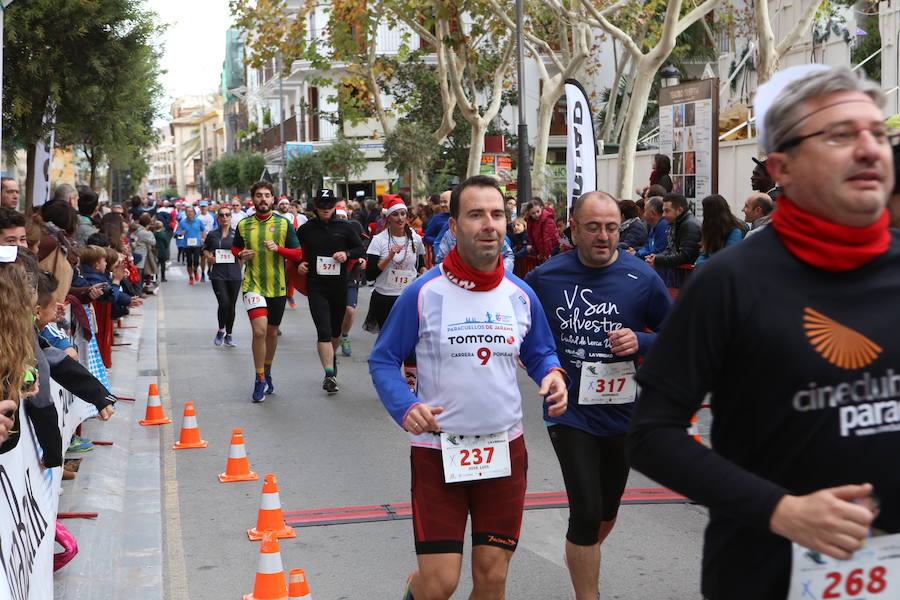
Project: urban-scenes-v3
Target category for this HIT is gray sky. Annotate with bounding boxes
[147,0,232,113]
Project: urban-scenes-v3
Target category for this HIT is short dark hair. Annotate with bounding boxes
[531,196,544,207]
[428,193,440,206]
[250,180,275,197]
[77,185,99,217]
[450,175,503,219]
[1,177,15,190]
[85,232,110,247]
[41,200,78,234]
[0,206,25,230]
[619,199,639,220]
[35,270,59,307]
[138,213,152,226]
[647,184,668,198]
[663,193,688,212]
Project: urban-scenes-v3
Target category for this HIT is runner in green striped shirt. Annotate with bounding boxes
[232,181,301,402]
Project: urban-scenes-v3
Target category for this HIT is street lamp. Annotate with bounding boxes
[514,0,531,213]
[660,64,681,88]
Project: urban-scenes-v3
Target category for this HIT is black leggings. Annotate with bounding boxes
[159,259,166,281]
[211,279,241,333]
[184,247,201,269]
[547,425,629,546]
[307,283,347,343]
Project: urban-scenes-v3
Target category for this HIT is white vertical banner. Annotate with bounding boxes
[564,79,598,219]
[29,114,55,208]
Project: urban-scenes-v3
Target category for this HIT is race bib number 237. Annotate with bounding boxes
[788,534,900,600]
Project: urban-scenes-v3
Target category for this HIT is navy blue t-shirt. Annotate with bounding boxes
[526,249,672,436]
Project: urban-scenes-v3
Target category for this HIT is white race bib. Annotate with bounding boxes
[578,361,637,405]
[316,255,340,276]
[386,268,416,290]
[787,534,900,600]
[187,237,199,247]
[440,432,511,483]
[242,292,267,310]
[215,249,235,264]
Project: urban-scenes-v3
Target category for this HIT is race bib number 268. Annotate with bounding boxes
[788,534,900,600]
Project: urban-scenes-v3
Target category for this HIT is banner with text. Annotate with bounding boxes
[564,79,598,219]
[0,381,97,599]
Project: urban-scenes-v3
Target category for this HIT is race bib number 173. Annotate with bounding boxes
[788,534,900,600]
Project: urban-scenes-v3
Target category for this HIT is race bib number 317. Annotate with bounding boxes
[788,534,900,600]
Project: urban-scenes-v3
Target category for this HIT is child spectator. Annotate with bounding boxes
[509,217,530,259]
[80,245,141,311]
[34,271,78,360]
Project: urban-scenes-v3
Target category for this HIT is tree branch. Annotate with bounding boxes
[775,0,825,57]
[483,37,516,122]
[674,0,724,37]
[580,0,642,58]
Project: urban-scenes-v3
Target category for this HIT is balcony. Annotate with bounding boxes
[261,116,298,151]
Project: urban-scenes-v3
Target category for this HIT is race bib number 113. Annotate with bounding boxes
[788,534,900,600]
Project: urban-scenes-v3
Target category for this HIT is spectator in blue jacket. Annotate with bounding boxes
[634,196,668,258]
[422,189,451,247]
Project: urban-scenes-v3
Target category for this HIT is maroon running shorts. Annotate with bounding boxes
[410,435,527,554]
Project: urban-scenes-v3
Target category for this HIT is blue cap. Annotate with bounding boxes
[199,200,209,207]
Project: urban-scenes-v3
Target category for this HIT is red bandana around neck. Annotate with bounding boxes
[771,196,890,272]
[441,247,504,291]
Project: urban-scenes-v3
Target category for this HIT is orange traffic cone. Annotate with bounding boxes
[219,428,259,482]
[172,402,208,449]
[139,383,172,426]
[248,474,296,541]
[244,531,288,600]
[288,569,311,599]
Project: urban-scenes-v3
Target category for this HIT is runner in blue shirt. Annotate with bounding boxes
[526,191,672,600]
[176,206,206,285]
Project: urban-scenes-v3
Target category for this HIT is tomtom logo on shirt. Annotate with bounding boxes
[448,334,514,345]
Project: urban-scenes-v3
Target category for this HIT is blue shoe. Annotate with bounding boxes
[67,435,94,453]
[214,331,225,346]
[200,273,206,283]
[264,373,274,395]
[340,336,352,356]
[223,334,236,347]
[252,379,266,403]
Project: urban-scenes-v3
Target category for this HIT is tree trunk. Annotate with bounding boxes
[89,152,99,189]
[467,120,487,178]
[613,68,637,143]
[531,91,559,197]
[615,64,654,200]
[24,143,37,216]
[754,0,778,84]
[601,53,631,141]
[410,166,425,203]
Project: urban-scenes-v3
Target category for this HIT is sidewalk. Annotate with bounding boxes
[53,299,164,599]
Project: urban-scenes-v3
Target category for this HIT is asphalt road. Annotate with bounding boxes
[157,260,710,599]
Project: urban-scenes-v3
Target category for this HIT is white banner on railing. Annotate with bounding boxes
[564,79,598,219]
[0,381,97,599]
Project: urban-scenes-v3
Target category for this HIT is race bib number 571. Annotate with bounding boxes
[788,534,900,600]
